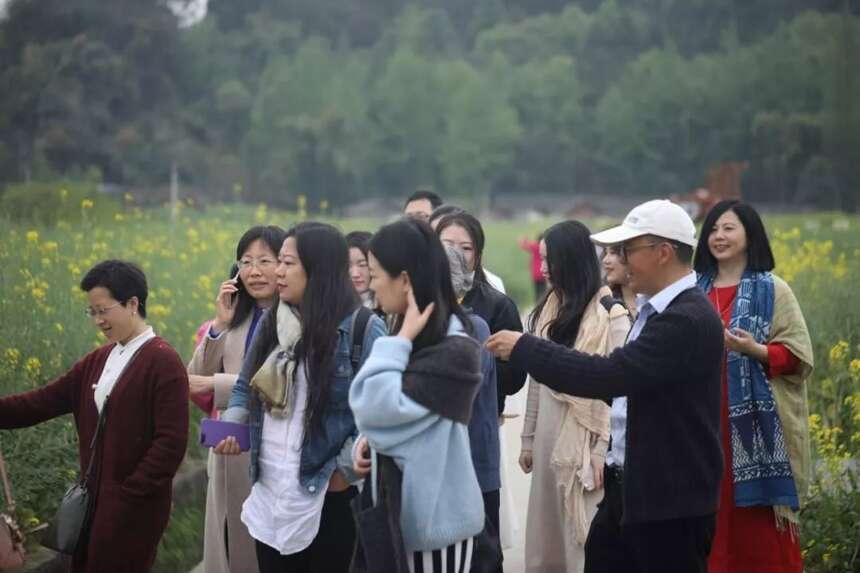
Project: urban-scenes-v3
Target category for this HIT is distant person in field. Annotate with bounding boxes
[519,233,547,302]
[0,260,189,573]
[694,200,814,573]
[436,211,525,415]
[403,189,443,222]
[519,221,630,573]
[187,225,285,573]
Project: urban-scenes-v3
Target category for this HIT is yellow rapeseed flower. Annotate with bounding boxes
[149,304,170,318]
[829,341,849,366]
[81,199,94,209]
[26,230,39,243]
[3,348,21,368]
[25,357,41,377]
[849,359,860,382]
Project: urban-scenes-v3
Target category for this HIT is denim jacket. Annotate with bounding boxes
[223,308,387,494]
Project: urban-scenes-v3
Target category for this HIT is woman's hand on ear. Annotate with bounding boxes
[398,289,434,342]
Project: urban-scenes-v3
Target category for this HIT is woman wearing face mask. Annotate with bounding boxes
[694,200,813,573]
[215,222,387,572]
[0,260,189,573]
[188,225,285,573]
[346,231,375,309]
[350,218,485,572]
[436,212,526,417]
[444,244,502,562]
[519,221,631,573]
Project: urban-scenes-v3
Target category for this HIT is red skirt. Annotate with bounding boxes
[707,366,802,573]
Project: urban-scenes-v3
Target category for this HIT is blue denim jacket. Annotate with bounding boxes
[223,309,387,494]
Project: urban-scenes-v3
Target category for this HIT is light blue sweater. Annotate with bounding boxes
[348,316,485,552]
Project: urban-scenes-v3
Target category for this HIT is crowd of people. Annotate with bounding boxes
[0,191,814,573]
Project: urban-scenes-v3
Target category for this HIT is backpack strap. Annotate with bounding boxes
[350,306,374,374]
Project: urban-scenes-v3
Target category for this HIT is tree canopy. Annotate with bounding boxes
[0,0,857,211]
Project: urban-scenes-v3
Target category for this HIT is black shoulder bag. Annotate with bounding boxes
[42,342,148,555]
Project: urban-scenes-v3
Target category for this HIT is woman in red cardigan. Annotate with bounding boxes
[0,260,189,573]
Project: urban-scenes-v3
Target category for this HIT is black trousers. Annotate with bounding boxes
[255,487,357,573]
[584,467,716,573]
[482,489,503,573]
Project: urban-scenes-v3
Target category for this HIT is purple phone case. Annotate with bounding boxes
[199,419,251,451]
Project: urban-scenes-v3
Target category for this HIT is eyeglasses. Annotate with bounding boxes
[619,242,662,263]
[238,258,277,271]
[84,302,122,319]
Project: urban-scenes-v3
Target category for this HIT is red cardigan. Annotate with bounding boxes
[0,336,189,573]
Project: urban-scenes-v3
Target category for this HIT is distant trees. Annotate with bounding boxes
[0,0,857,210]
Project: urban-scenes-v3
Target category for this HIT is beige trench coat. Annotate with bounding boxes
[188,315,260,573]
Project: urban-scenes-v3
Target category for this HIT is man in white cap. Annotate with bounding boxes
[487,199,724,572]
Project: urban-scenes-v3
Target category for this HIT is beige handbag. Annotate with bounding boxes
[0,448,25,571]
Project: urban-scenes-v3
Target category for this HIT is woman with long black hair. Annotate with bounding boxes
[518,221,630,573]
[346,230,375,309]
[188,225,285,573]
[215,222,386,572]
[350,218,486,573]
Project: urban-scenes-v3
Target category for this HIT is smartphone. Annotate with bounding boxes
[199,419,251,451]
[228,263,243,305]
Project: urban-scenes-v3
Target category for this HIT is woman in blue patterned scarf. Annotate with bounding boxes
[694,200,814,573]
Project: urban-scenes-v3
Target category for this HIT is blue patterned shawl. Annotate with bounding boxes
[697,271,799,510]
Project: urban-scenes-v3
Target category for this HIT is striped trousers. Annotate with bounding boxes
[408,537,474,573]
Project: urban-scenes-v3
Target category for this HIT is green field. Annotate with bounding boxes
[1,203,859,570]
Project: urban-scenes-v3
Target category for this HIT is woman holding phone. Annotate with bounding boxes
[215,222,386,572]
[188,225,285,573]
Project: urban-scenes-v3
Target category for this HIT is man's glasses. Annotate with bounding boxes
[618,242,671,263]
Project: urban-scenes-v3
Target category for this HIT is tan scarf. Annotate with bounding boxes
[536,286,627,545]
[250,303,302,417]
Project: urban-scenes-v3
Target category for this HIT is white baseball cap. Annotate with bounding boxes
[590,199,697,247]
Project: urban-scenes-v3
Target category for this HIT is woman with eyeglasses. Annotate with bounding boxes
[215,222,386,572]
[187,225,286,573]
[0,260,189,573]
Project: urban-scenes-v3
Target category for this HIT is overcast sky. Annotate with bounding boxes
[0,0,209,27]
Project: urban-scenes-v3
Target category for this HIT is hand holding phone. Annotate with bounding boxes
[212,271,241,333]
